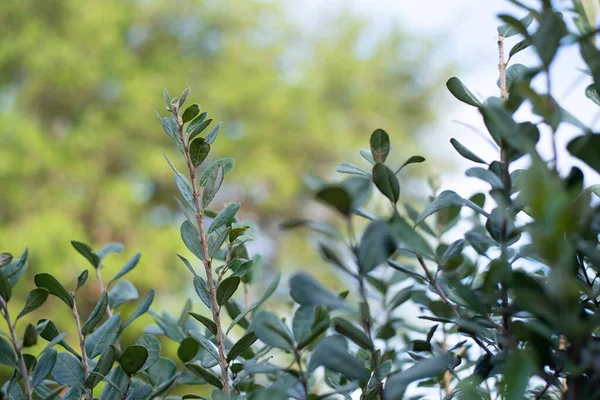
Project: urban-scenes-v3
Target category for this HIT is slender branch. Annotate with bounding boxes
[535,366,564,400]
[416,254,492,356]
[217,242,234,287]
[121,376,133,400]
[294,349,309,396]
[174,104,230,395]
[72,297,92,400]
[0,296,32,400]
[96,268,113,319]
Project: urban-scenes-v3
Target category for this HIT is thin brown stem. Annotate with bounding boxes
[416,254,492,356]
[174,105,229,394]
[72,297,92,400]
[0,296,32,400]
[122,376,132,400]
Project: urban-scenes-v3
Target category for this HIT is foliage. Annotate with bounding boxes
[2,0,600,399]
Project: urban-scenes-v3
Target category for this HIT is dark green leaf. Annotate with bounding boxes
[178,337,200,363]
[316,186,352,216]
[0,253,13,267]
[186,363,223,389]
[188,118,213,142]
[415,190,488,227]
[358,220,397,274]
[182,104,200,123]
[446,77,482,107]
[383,354,453,400]
[450,138,486,164]
[86,313,122,358]
[76,270,88,291]
[85,344,117,389]
[0,335,16,367]
[217,277,240,306]
[189,312,218,335]
[34,273,73,308]
[0,271,12,302]
[208,203,240,234]
[71,241,101,269]
[397,155,426,172]
[189,138,211,168]
[372,163,400,203]
[134,334,161,371]
[370,129,390,163]
[22,323,38,347]
[498,13,534,37]
[308,335,369,383]
[120,345,148,376]
[31,348,57,388]
[567,134,600,174]
[251,311,295,351]
[227,332,258,362]
[332,318,372,349]
[82,291,109,336]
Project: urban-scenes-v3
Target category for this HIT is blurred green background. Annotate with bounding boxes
[0,0,448,377]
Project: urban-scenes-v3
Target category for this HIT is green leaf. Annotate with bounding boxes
[186,363,223,389]
[217,277,240,306]
[289,272,350,310]
[509,38,531,60]
[585,84,600,106]
[370,129,390,163]
[76,270,88,291]
[360,149,375,164]
[52,352,85,388]
[179,87,191,108]
[502,350,534,399]
[389,212,434,258]
[567,134,600,174]
[193,276,213,310]
[0,335,16,367]
[82,291,109,336]
[227,332,258,362]
[71,241,101,269]
[251,311,295,351]
[0,253,13,267]
[123,289,154,330]
[358,220,397,274]
[446,77,482,107]
[205,121,222,145]
[120,345,149,376]
[202,165,224,208]
[189,138,211,168]
[189,331,220,362]
[134,334,161,371]
[182,104,200,123]
[332,318,372,349]
[397,155,426,172]
[163,88,171,108]
[316,186,352,216]
[181,220,204,260]
[498,13,534,37]
[32,348,57,388]
[200,158,236,186]
[109,253,141,285]
[0,271,12,302]
[415,190,488,227]
[208,203,240,234]
[336,162,372,178]
[34,273,74,308]
[3,247,28,287]
[465,167,504,190]
[188,118,213,142]
[531,10,566,66]
[372,163,400,203]
[292,305,316,343]
[384,354,453,400]
[450,138,486,164]
[108,280,139,309]
[308,335,369,383]
[178,337,200,363]
[85,344,117,389]
[85,313,122,359]
[189,312,218,335]
[97,242,124,261]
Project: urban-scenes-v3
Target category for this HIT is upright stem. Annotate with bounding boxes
[72,297,92,400]
[0,296,32,400]
[96,268,113,319]
[174,107,229,394]
[497,35,513,350]
[294,350,309,396]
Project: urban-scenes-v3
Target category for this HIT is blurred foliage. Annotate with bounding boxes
[0,0,444,297]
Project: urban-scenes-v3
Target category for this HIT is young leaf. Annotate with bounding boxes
[337,162,372,178]
[0,336,16,367]
[109,253,141,286]
[76,270,88,291]
[205,121,222,144]
[370,129,390,163]
[397,155,426,172]
[34,273,74,308]
[123,290,154,330]
[217,277,240,306]
[120,345,149,376]
[97,242,124,261]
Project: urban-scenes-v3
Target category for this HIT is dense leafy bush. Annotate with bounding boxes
[1,0,600,399]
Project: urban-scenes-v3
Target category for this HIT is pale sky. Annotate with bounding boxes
[291,0,600,195]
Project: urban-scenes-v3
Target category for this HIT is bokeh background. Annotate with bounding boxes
[2,0,599,393]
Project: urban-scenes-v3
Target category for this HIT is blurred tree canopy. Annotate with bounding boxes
[0,0,446,293]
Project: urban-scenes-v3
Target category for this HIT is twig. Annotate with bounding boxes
[72,296,92,400]
[174,103,230,394]
[0,296,32,400]
[416,254,492,356]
